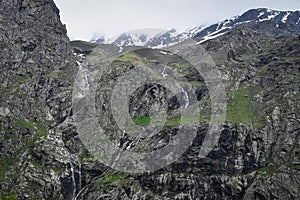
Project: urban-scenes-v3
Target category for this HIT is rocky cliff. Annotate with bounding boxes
[0,0,299,200]
[0,0,79,199]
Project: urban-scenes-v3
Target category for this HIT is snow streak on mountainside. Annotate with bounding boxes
[91,8,300,48]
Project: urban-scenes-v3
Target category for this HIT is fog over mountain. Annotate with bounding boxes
[53,0,299,40]
[90,8,300,48]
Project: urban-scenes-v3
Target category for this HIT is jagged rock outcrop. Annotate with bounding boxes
[0,0,82,199]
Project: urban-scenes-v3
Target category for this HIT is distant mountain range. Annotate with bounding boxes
[90,8,300,48]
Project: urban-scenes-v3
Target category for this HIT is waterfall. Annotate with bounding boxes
[181,88,189,108]
[75,61,90,98]
[70,162,76,200]
[74,162,83,200]
[161,66,168,78]
[110,150,122,168]
[78,162,82,192]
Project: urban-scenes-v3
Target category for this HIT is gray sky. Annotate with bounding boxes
[53,0,300,41]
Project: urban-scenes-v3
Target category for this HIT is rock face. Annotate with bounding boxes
[0,0,81,199]
[0,1,299,199]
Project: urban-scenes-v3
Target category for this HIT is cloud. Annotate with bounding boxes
[53,0,300,41]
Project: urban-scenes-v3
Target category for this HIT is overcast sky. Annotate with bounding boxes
[53,0,300,41]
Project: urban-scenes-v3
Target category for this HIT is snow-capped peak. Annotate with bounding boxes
[103,28,168,47]
[90,32,105,43]
[90,8,300,48]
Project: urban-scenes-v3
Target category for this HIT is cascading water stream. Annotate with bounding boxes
[181,88,189,108]
[70,162,76,200]
[161,66,168,78]
[78,162,82,192]
[73,162,83,200]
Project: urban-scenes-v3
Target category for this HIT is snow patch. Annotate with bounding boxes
[281,12,291,23]
[153,41,179,49]
[197,25,230,44]
[197,32,227,44]
[258,11,265,18]
[169,30,179,38]
[159,50,168,55]
[235,20,252,25]
[258,12,280,22]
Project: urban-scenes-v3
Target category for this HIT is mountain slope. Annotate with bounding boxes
[194,8,300,43]
[92,8,300,47]
[78,27,300,199]
[1,1,300,199]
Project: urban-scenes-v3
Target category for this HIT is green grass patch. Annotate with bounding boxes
[28,159,62,172]
[0,193,18,200]
[189,81,204,87]
[37,128,47,138]
[97,172,129,191]
[43,70,63,79]
[5,77,31,92]
[142,56,159,63]
[226,86,252,125]
[284,72,300,82]
[114,52,144,65]
[132,116,151,126]
[287,164,300,171]
[132,114,203,127]
[226,85,263,127]
[257,161,300,176]
[0,119,52,182]
[14,119,49,138]
[15,120,35,129]
[280,56,297,62]
[0,162,13,182]
[256,166,277,176]
[265,156,274,164]
[170,63,191,76]
[165,117,182,126]
[79,149,95,162]
[29,159,43,168]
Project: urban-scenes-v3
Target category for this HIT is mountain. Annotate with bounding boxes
[92,8,300,47]
[193,8,300,43]
[1,1,300,199]
[0,0,78,199]
[92,28,183,48]
[91,28,195,48]
[75,27,300,199]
